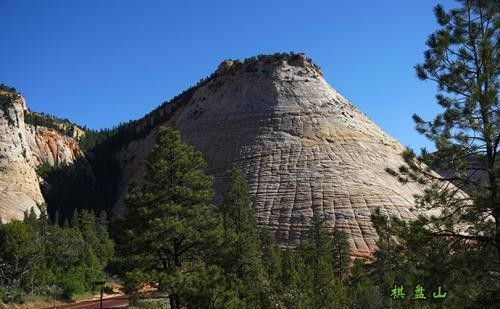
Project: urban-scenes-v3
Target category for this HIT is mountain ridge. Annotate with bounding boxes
[107,53,425,257]
[1,53,428,257]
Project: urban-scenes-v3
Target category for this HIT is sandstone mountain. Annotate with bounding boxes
[0,53,430,257]
[0,91,85,221]
[113,53,425,258]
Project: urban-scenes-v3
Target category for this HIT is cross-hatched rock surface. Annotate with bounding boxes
[116,54,424,257]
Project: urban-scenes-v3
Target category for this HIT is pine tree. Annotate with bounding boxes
[298,214,351,309]
[258,227,281,291]
[372,207,499,308]
[115,127,223,309]
[331,227,350,281]
[347,260,383,309]
[388,0,499,260]
[44,222,95,299]
[77,211,100,262]
[300,214,334,266]
[382,0,499,306]
[219,168,266,307]
[23,207,38,228]
[95,210,114,267]
[71,209,80,228]
[0,221,41,289]
[73,210,113,268]
[279,250,314,309]
[37,204,49,245]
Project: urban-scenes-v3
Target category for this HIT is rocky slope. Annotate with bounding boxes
[0,91,85,221]
[114,54,426,257]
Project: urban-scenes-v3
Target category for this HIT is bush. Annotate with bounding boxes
[59,268,86,300]
[36,161,57,179]
[24,110,78,138]
[0,83,17,93]
[0,286,26,304]
[129,298,170,309]
[103,285,114,294]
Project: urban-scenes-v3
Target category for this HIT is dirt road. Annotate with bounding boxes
[42,296,129,309]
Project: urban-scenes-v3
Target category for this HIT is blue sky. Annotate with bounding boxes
[1,0,457,150]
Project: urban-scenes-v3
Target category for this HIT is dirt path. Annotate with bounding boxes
[41,296,129,309]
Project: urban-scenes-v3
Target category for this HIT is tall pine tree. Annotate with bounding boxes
[219,168,271,307]
[388,0,499,261]
[296,214,351,309]
[383,0,499,306]
[115,127,223,309]
[331,227,350,281]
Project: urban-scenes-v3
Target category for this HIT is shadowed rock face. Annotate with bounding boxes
[116,54,424,257]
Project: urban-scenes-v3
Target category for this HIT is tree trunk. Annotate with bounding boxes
[494,208,500,263]
[169,293,180,309]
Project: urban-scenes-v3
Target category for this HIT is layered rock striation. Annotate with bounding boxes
[115,54,425,257]
[26,125,84,167]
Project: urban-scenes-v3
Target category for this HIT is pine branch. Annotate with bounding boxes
[434,230,494,243]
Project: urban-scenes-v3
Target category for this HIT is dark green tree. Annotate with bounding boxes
[331,227,350,281]
[258,226,282,301]
[44,224,87,298]
[71,209,80,228]
[300,214,334,266]
[74,210,113,268]
[279,250,314,309]
[219,168,267,307]
[371,208,497,308]
[382,0,499,306]
[347,260,383,309]
[178,264,243,309]
[297,214,351,309]
[0,221,41,290]
[22,208,38,228]
[95,211,114,267]
[115,127,223,309]
[388,0,499,260]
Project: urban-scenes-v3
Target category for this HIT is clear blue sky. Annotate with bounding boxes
[1,0,458,150]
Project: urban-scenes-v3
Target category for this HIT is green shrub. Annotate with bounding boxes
[40,285,64,299]
[129,298,170,309]
[0,84,18,125]
[24,110,77,137]
[0,286,25,304]
[59,268,86,300]
[0,83,17,93]
[36,161,57,179]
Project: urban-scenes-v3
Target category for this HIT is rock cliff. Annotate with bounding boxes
[26,125,84,167]
[114,54,426,257]
[0,91,43,221]
[0,91,85,221]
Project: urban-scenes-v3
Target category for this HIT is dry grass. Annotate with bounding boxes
[0,297,64,309]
